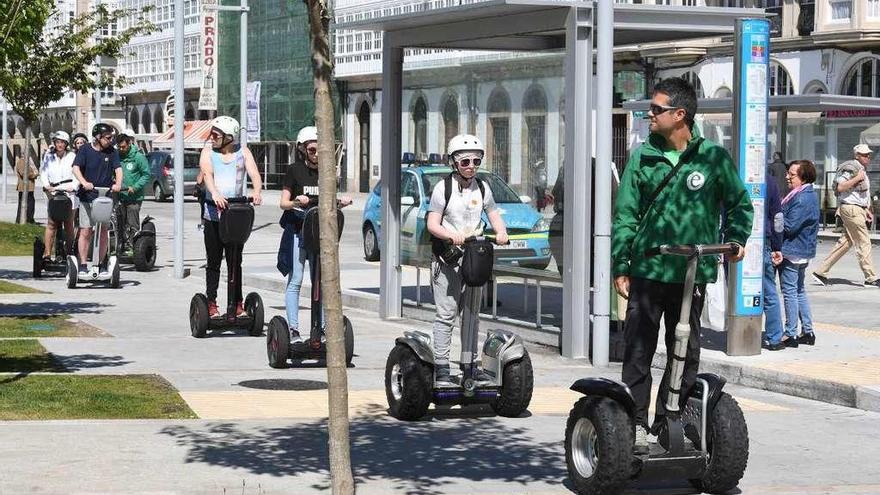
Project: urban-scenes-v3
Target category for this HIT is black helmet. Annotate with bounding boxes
[91,122,115,137]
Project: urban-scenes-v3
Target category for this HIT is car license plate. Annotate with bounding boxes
[495,239,527,250]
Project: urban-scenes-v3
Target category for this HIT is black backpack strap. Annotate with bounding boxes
[643,159,686,214]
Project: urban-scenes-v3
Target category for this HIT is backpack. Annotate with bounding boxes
[430,173,486,263]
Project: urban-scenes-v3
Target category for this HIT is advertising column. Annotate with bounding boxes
[727,18,770,356]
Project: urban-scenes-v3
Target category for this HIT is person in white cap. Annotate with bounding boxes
[39,131,79,260]
[813,143,878,288]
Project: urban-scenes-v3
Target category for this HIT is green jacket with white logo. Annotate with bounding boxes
[119,144,151,202]
[611,129,754,284]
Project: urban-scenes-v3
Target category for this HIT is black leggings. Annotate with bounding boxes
[203,220,243,310]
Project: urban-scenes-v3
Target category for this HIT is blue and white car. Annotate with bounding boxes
[361,166,551,269]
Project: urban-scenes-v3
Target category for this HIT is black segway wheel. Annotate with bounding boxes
[565,396,634,495]
[133,236,156,271]
[33,238,44,278]
[190,293,210,338]
[244,292,264,336]
[267,316,290,369]
[491,349,534,417]
[65,256,78,289]
[110,258,120,288]
[689,393,749,494]
[343,316,354,364]
[385,343,432,421]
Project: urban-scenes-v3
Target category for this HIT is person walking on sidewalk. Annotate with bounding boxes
[15,150,39,224]
[780,160,821,347]
[200,116,263,319]
[612,77,753,453]
[763,177,786,351]
[115,129,151,255]
[768,151,789,199]
[813,144,878,287]
[72,123,122,274]
[277,125,352,344]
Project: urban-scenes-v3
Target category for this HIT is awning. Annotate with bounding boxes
[861,121,880,147]
[151,120,213,149]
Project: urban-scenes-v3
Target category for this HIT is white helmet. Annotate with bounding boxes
[447,134,485,156]
[52,131,70,144]
[297,126,318,145]
[211,116,240,137]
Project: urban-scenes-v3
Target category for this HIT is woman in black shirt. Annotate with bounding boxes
[277,126,351,343]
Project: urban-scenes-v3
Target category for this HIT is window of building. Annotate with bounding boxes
[842,57,880,97]
[522,85,548,196]
[441,95,459,148]
[681,71,706,98]
[487,87,511,181]
[769,61,794,95]
[868,0,880,17]
[829,0,852,21]
[412,96,428,157]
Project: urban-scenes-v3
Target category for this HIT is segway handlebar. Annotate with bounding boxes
[464,235,510,246]
[49,179,74,187]
[644,243,740,258]
[204,196,254,206]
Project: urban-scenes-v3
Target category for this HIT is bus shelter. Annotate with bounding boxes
[341,0,765,364]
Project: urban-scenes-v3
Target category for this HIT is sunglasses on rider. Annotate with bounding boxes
[306,146,318,154]
[457,157,482,167]
[649,103,679,116]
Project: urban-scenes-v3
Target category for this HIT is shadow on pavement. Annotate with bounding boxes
[159,403,565,494]
[51,353,131,371]
[0,269,36,280]
[0,301,112,316]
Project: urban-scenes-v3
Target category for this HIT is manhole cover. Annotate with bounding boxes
[237,379,328,391]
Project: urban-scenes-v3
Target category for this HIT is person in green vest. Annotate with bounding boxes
[611,77,753,453]
[116,129,151,255]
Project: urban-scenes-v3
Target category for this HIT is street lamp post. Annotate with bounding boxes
[2,95,7,204]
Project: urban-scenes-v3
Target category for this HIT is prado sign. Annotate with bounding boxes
[198,0,219,111]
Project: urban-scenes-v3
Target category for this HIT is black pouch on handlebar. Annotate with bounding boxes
[300,206,345,253]
[48,194,72,223]
[460,240,494,287]
[219,203,255,245]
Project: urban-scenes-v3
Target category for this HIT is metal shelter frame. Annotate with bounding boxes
[342,0,765,364]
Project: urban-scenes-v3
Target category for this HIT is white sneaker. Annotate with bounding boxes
[289,328,304,345]
[634,425,649,454]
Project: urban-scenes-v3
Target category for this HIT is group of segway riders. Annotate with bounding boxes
[36,75,757,495]
[34,123,155,283]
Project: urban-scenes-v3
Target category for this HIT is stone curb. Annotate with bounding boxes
[233,270,880,414]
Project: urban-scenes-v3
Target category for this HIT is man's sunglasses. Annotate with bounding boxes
[306,146,318,154]
[649,103,679,115]
[457,157,482,167]
[99,133,114,141]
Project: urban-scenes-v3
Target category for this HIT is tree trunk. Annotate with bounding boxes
[304,0,354,493]
[17,125,33,224]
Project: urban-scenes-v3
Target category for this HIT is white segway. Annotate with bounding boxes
[66,186,120,289]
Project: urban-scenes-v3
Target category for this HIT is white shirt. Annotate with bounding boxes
[836,160,870,207]
[40,151,79,209]
[429,175,497,236]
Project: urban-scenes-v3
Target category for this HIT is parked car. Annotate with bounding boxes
[362,165,551,269]
[146,150,201,201]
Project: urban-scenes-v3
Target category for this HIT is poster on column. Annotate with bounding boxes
[198,0,219,111]
[247,81,261,143]
[732,18,770,317]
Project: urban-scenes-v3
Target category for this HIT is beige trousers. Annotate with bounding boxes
[816,204,877,282]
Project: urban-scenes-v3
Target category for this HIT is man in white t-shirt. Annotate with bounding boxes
[814,143,878,287]
[427,134,509,386]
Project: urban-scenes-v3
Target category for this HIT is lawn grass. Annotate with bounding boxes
[0,374,197,420]
[0,280,43,294]
[0,339,64,373]
[0,221,44,256]
[0,315,107,338]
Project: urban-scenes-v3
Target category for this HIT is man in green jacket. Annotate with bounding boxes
[611,77,753,453]
[116,129,151,255]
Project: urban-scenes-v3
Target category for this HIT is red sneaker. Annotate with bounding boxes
[235,302,246,317]
[207,300,221,319]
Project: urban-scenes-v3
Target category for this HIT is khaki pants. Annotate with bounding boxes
[816,204,877,282]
